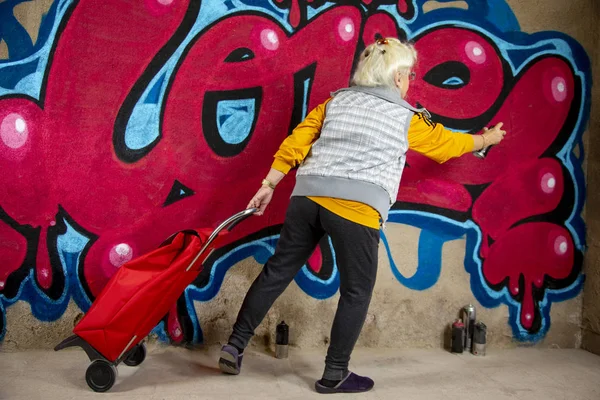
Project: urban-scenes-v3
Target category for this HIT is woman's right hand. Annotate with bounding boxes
[247,186,274,216]
[482,122,506,146]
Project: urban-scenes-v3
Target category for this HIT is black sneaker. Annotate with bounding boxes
[315,372,374,394]
[218,344,243,375]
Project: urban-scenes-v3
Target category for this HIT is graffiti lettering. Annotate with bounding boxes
[0,0,590,344]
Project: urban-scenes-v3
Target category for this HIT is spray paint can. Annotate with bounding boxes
[472,322,487,356]
[462,304,476,351]
[473,145,494,159]
[451,319,465,354]
[275,321,289,359]
[473,126,495,159]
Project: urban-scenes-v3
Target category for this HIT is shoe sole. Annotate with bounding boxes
[218,350,240,375]
[314,382,373,394]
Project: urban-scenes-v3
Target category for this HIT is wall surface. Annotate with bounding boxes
[581,0,600,355]
[0,0,596,351]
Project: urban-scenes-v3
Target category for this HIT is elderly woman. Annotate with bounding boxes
[218,37,505,394]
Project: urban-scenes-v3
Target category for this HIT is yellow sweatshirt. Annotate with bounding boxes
[271,98,475,229]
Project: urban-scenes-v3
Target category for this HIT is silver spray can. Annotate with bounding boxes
[462,304,476,351]
[472,322,487,356]
[473,145,493,159]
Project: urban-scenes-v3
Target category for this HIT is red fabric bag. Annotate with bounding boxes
[73,228,223,362]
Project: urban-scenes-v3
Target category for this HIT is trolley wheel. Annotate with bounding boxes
[85,360,117,392]
[123,342,146,367]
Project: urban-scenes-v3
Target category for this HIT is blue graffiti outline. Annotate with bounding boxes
[0,0,34,60]
[0,269,70,341]
[56,220,94,311]
[0,0,70,63]
[0,217,96,341]
[385,211,585,341]
[0,0,74,99]
[381,215,466,291]
[216,99,258,144]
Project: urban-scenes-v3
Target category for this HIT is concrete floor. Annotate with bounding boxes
[1,346,599,400]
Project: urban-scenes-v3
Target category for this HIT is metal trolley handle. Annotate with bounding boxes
[184,208,258,272]
[200,208,258,254]
[161,208,258,248]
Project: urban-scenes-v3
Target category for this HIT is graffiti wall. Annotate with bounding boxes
[0,0,592,347]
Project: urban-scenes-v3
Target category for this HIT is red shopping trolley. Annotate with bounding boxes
[54,208,257,392]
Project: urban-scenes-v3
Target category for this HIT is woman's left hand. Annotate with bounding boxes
[247,186,274,216]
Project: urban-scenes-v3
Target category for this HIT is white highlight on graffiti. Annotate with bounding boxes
[0,281,4,289]
[559,242,568,254]
[15,118,26,133]
[338,17,355,42]
[555,236,568,255]
[158,0,174,4]
[110,243,133,267]
[260,29,279,50]
[116,244,130,255]
[551,76,568,102]
[541,172,556,194]
[465,40,486,64]
[1,113,28,149]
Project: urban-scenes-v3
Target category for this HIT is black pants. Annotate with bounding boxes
[228,196,380,380]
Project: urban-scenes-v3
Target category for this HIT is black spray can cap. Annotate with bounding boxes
[276,321,289,345]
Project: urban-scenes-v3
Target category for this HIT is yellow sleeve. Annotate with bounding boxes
[407,114,475,164]
[271,98,332,174]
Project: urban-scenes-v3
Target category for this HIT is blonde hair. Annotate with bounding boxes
[351,37,417,88]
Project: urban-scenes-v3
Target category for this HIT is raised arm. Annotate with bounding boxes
[408,113,505,163]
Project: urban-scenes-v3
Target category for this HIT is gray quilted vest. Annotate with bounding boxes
[292,85,430,223]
